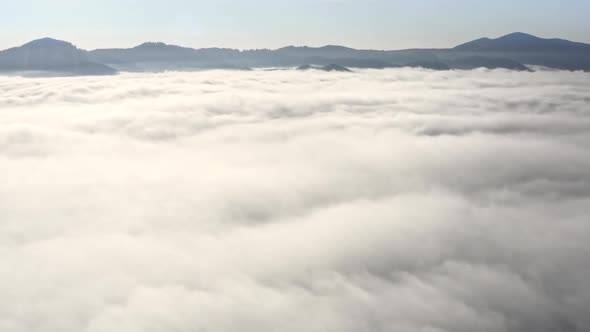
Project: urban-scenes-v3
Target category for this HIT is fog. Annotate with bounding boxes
[1,68,589,332]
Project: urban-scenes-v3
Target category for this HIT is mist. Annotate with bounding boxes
[1,68,589,332]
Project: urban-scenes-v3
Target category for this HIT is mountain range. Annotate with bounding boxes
[1,32,589,76]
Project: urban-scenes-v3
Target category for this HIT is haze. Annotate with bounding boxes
[3,0,590,50]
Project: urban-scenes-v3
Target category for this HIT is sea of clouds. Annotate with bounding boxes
[1,68,589,332]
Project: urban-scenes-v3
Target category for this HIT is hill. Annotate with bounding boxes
[454,32,590,52]
[0,38,116,75]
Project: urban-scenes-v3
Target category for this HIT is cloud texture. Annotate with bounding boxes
[1,68,589,332]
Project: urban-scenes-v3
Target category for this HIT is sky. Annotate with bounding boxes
[1,0,590,50]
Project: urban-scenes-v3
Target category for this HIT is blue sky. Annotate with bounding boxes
[2,0,589,50]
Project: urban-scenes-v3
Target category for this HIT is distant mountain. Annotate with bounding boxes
[300,57,395,69]
[454,32,590,52]
[277,45,359,58]
[89,42,245,71]
[449,32,590,70]
[1,33,589,76]
[0,38,116,75]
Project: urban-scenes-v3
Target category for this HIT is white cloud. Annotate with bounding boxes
[0,68,589,332]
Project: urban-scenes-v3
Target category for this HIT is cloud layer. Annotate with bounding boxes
[1,68,589,332]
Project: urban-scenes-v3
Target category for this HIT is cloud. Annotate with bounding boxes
[0,68,589,332]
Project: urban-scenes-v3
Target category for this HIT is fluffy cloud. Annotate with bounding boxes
[0,68,589,332]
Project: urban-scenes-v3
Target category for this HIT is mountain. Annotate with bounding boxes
[449,32,590,70]
[0,38,116,75]
[454,32,590,52]
[89,42,245,71]
[276,45,359,58]
[299,57,395,69]
[1,33,589,76]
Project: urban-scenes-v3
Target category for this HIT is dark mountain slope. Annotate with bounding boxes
[448,33,590,70]
[0,38,116,75]
[89,42,245,71]
[455,32,590,52]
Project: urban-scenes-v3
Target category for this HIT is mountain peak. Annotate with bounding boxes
[21,37,76,49]
[0,38,117,76]
[496,32,540,41]
[134,42,170,49]
[132,42,193,52]
[454,32,590,52]
[319,45,355,51]
[493,32,551,45]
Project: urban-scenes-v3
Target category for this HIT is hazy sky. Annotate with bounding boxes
[2,0,590,50]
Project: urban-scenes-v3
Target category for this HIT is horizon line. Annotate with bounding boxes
[3,32,586,53]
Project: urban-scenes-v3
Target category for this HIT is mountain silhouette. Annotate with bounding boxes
[89,42,244,71]
[1,33,589,76]
[455,32,590,52]
[450,33,590,70]
[0,38,116,75]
